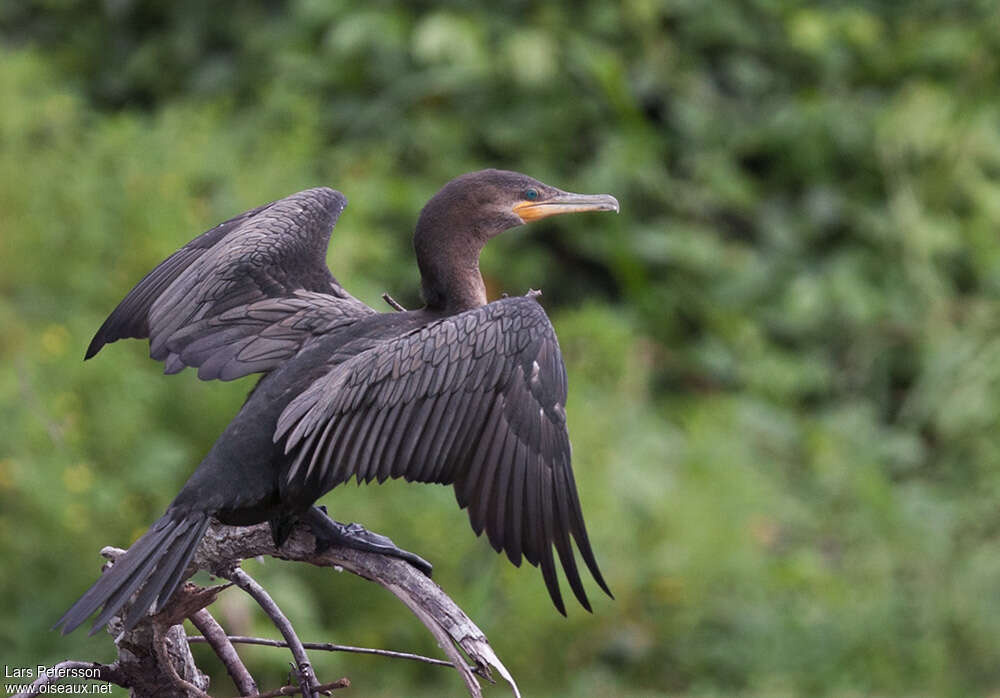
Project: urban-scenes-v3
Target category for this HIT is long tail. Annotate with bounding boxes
[54,511,210,636]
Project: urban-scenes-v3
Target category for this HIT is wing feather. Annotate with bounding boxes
[487,427,518,553]
[505,439,527,566]
[523,451,543,569]
[344,406,377,483]
[410,389,457,482]
[355,406,390,483]
[473,400,510,536]
[432,388,487,485]
[378,400,418,482]
[553,463,590,611]
[537,466,564,615]
[461,395,505,527]
[370,401,406,484]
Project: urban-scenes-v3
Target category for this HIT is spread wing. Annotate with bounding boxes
[274,296,611,614]
[87,187,375,381]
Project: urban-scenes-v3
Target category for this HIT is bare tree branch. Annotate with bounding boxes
[189,609,258,696]
[245,677,350,698]
[215,565,320,698]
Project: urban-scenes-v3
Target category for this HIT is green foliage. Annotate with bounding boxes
[3,1,1000,695]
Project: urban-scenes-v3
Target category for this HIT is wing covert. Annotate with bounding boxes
[275,296,610,613]
[87,188,375,380]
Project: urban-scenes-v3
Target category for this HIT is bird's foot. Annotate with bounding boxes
[303,507,433,577]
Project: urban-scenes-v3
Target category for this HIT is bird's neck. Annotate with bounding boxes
[414,223,488,315]
[423,264,487,314]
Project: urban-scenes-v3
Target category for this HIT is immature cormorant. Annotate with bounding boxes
[56,169,619,635]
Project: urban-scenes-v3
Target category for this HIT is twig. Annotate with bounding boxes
[188,634,466,671]
[218,565,319,698]
[189,609,258,696]
[154,622,212,698]
[11,661,127,698]
[247,677,350,698]
[381,292,407,311]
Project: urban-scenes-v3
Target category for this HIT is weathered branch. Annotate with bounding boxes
[188,610,258,696]
[246,677,350,698]
[57,518,519,698]
[193,520,520,698]
[154,622,212,698]
[214,565,319,698]
[106,605,211,697]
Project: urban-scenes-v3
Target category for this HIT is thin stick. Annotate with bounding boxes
[247,677,350,698]
[381,292,407,311]
[219,565,318,698]
[10,661,127,698]
[188,634,463,670]
[189,609,259,696]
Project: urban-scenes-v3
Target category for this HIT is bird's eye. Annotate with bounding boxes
[525,189,539,201]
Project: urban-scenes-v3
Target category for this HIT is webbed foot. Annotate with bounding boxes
[303,507,433,577]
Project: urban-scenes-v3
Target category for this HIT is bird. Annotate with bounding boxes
[55,169,619,636]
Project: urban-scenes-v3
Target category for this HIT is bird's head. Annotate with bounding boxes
[414,169,619,312]
[417,169,619,242]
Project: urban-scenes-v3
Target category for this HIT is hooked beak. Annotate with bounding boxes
[513,191,620,223]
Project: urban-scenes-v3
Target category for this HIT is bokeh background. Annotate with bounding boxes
[3,1,1000,696]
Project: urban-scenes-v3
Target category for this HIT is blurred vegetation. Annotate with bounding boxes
[3,1,1000,695]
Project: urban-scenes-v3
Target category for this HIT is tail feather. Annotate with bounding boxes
[53,520,177,634]
[54,512,209,636]
[88,524,188,632]
[155,516,211,610]
[121,516,209,631]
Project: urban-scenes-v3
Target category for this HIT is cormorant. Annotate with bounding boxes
[56,169,619,635]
